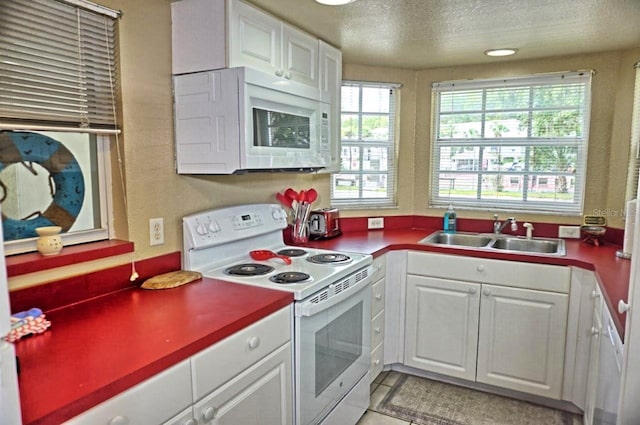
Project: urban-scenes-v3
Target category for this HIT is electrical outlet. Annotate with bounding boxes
[368,217,384,229]
[149,218,164,246]
[558,225,581,239]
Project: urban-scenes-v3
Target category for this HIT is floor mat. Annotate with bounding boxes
[376,374,580,425]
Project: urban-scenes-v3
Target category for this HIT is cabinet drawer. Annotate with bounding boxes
[65,360,192,425]
[371,310,385,349]
[371,255,386,282]
[191,305,292,401]
[371,278,385,317]
[370,342,384,383]
[407,251,570,293]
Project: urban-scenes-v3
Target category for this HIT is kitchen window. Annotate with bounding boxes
[331,82,398,208]
[430,71,592,214]
[0,0,121,254]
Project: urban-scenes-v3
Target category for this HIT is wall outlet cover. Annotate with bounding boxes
[368,217,384,229]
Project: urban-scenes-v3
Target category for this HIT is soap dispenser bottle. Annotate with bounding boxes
[443,204,457,233]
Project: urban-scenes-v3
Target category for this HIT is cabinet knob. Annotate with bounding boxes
[248,336,261,350]
[468,288,477,295]
[375,326,381,333]
[591,290,600,299]
[591,327,600,337]
[374,359,380,366]
[375,293,382,300]
[477,265,485,272]
[482,289,491,296]
[618,300,630,314]
[202,407,218,421]
[108,416,129,425]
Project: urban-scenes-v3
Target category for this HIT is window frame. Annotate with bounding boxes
[331,81,399,208]
[429,71,592,215]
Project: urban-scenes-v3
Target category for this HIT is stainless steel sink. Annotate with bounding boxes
[490,237,565,255]
[421,231,493,248]
[419,231,566,256]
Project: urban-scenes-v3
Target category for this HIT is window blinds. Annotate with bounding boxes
[0,0,120,131]
[625,63,640,201]
[430,71,592,214]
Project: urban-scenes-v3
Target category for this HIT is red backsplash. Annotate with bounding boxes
[9,251,181,314]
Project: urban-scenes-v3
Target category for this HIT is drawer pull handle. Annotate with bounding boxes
[618,300,630,314]
[248,336,261,350]
[477,265,485,272]
[468,288,477,295]
[202,407,218,421]
[591,290,600,299]
[108,416,129,425]
[375,293,382,300]
[483,289,491,296]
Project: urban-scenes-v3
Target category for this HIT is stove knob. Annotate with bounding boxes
[208,220,220,233]
[272,209,283,220]
[196,223,208,236]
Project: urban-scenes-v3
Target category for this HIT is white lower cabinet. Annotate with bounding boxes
[370,255,386,382]
[66,306,293,425]
[404,251,570,400]
[476,283,568,398]
[404,275,480,381]
[193,342,292,425]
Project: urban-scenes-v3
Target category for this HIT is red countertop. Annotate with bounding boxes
[15,278,293,425]
[301,228,630,339]
[14,227,630,424]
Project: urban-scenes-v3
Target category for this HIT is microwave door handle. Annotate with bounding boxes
[296,274,371,317]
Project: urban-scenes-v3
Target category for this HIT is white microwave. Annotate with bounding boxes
[174,67,331,174]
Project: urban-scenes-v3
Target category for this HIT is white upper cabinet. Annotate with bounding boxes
[318,41,342,173]
[172,0,325,89]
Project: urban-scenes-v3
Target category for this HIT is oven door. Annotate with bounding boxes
[295,276,371,425]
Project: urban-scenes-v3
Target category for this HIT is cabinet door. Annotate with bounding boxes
[318,40,342,173]
[584,302,602,425]
[477,284,568,399]
[282,24,318,86]
[228,0,281,75]
[193,342,292,425]
[404,275,480,381]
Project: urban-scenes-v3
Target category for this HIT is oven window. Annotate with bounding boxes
[314,301,363,396]
[253,108,311,149]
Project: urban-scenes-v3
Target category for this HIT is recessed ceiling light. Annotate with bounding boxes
[484,48,518,57]
[314,0,355,5]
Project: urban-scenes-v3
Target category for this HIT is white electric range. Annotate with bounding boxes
[183,204,373,425]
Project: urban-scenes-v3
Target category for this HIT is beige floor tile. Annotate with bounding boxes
[355,410,411,425]
[369,383,391,410]
[373,370,389,384]
[370,381,380,395]
[381,371,401,387]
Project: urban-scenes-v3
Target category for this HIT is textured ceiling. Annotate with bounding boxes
[247,0,640,69]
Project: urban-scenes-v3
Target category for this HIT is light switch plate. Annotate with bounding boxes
[558,225,581,238]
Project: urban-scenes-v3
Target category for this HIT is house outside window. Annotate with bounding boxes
[331,81,399,208]
[430,71,592,214]
[0,0,120,254]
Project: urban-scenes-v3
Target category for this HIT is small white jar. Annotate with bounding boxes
[35,226,63,256]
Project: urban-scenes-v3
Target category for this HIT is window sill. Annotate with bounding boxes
[6,240,134,278]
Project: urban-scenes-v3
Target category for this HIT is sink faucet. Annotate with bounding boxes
[493,214,517,234]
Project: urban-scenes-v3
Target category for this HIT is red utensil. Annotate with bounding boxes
[249,250,292,265]
[276,192,292,208]
[298,190,306,202]
[306,188,318,203]
[285,188,297,202]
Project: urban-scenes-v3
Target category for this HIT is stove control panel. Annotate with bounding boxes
[183,204,288,251]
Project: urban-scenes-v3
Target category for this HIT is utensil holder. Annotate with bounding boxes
[292,219,309,244]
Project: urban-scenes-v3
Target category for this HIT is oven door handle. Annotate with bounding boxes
[296,273,372,317]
